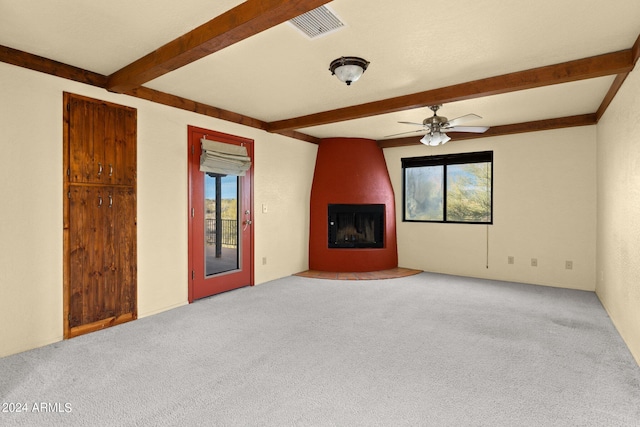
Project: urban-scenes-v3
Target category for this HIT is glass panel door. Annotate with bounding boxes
[188,125,253,302]
[205,174,239,276]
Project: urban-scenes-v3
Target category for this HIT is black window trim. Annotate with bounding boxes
[401,150,493,224]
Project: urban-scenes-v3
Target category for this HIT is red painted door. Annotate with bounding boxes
[188,126,253,301]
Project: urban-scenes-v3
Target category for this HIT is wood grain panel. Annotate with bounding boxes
[87,186,105,324]
[114,187,137,318]
[68,97,94,183]
[102,104,117,186]
[68,185,88,328]
[64,93,137,338]
[93,102,107,184]
[67,313,135,339]
[103,187,117,320]
[116,108,138,186]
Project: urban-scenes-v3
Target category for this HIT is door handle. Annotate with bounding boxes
[243,210,252,230]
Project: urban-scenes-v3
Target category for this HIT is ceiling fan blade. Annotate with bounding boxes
[397,121,426,126]
[446,113,482,127]
[445,125,489,133]
[383,129,428,138]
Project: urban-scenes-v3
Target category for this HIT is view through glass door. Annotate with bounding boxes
[205,173,239,275]
[188,126,253,302]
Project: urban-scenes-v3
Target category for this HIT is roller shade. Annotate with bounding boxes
[200,138,251,176]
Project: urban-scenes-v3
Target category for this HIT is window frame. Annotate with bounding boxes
[401,151,493,224]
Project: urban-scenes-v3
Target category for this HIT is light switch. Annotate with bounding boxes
[262,203,268,214]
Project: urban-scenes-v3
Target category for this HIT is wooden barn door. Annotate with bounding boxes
[63,93,137,338]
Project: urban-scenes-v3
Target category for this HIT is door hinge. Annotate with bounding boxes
[192,270,195,280]
[191,208,195,217]
[66,103,70,112]
[68,314,71,321]
[191,145,194,155]
[67,192,71,199]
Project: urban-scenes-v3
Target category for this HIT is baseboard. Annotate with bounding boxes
[137,301,188,319]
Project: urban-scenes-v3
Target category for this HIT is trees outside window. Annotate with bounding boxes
[402,151,492,224]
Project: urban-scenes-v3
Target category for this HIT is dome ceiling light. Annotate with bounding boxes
[329,56,370,86]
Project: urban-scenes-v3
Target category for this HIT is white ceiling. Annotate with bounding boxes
[1,0,639,142]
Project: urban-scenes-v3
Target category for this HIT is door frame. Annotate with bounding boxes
[187,125,254,302]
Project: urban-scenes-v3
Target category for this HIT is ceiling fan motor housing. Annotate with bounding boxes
[385,104,488,140]
[423,115,448,130]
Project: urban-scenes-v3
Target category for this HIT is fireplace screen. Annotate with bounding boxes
[328,204,384,248]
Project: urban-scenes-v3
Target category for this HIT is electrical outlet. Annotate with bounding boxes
[565,260,573,270]
[531,258,538,267]
[508,256,514,265]
[262,203,268,214]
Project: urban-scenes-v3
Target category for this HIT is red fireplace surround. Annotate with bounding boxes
[309,138,398,272]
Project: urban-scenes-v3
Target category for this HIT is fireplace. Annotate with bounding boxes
[328,204,384,248]
[309,138,398,272]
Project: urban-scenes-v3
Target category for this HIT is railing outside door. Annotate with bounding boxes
[205,218,238,247]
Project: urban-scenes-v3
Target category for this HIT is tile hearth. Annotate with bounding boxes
[294,267,421,280]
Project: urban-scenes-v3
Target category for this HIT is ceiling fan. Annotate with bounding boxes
[386,105,489,146]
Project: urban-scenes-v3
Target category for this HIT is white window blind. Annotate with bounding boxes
[200,138,251,176]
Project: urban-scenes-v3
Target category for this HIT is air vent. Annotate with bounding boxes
[289,5,344,39]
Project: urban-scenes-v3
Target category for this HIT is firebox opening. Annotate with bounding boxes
[328,204,384,248]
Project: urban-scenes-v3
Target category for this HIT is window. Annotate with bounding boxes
[402,151,493,223]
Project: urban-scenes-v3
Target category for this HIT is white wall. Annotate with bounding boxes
[596,65,640,365]
[383,126,597,291]
[253,131,317,283]
[0,62,317,357]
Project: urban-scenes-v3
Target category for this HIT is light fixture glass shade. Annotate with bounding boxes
[420,131,451,146]
[334,64,364,85]
[329,57,370,85]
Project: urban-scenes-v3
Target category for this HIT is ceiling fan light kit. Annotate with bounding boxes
[420,131,451,146]
[386,104,489,146]
[329,56,370,86]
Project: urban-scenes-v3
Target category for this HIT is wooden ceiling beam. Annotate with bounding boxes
[377,114,598,148]
[0,45,319,144]
[126,87,320,144]
[128,86,268,130]
[0,44,107,87]
[596,73,629,121]
[269,50,634,133]
[597,33,640,120]
[107,0,331,93]
[633,32,640,65]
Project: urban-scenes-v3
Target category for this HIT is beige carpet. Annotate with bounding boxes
[1,272,639,426]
